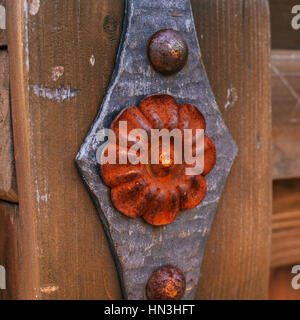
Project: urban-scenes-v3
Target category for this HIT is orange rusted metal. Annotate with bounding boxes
[146,266,186,300]
[100,94,216,226]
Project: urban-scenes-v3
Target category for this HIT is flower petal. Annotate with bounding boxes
[177,175,207,210]
[142,189,179,226]
[100,146,144,188]
[111,179,156,218]
[139,94,179,130]
[203,136,216,176]
[178,104,206,143]
[186,135,216,176]
[111,106,152,145]
[101,164,143,188]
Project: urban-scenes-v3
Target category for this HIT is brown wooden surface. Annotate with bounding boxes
[272,179,300,268]
[269,266,300,300]
[7,0,124,300]
[269,0,300,50]
[272,50,300,180]
[0,201,20,300]
[0,50,18,203]
[0,0,6,47]
[6,0,272,299]
[193,0,272,299]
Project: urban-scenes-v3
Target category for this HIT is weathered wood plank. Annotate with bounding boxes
[0,201,20,300]
[269,0,300,50]
[7,0,123,299]
[272,50,300,180]
[272,179,300,268]
[192,0,272,299]
[0,50,17,202]
[0,0,6,46]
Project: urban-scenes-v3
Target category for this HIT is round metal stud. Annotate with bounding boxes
[147,29,188,75]
[146,266,186,300]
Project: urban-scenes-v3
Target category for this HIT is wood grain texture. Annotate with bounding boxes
[192,0,272,299]
[0,50,18,203]
[272,179,300,268]
[7,0,123,299]
[0,0,6,47]
[272,50,300,180]
[269,0,300,50]
[269,266,300,300]
[0,201,20,300]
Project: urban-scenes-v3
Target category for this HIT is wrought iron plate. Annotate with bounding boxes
[76,0,238,300]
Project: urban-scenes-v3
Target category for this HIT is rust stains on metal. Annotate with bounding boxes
[100,94,216,226]
[146,266,186,300]
[147,29,188,75]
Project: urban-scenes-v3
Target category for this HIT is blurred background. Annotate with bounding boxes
[269,0,300,300]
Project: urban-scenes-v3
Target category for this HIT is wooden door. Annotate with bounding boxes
[0,0,272,299]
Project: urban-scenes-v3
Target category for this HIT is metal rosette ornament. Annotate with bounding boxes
[100,94,216,226]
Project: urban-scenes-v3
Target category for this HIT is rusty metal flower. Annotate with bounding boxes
[100,94,216,226]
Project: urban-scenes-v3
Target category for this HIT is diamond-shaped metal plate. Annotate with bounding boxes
[76,0,237,300]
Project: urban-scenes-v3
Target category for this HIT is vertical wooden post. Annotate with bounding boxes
[192,0,272,299]
[7,0,124,299]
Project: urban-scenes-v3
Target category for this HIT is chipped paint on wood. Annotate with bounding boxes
[52,66,64,81]
[0,5,5,30]
[24,0,30,72]
[90,55,95,66]
[31,84,80,102]
[29,0,40,16]
[36,189,49,204]
[224,87,238,110]
[40,285,59,294]
[0,265,6,290]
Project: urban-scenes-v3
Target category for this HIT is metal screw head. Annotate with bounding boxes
[147,29,188,75]
[146,266,186,300]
